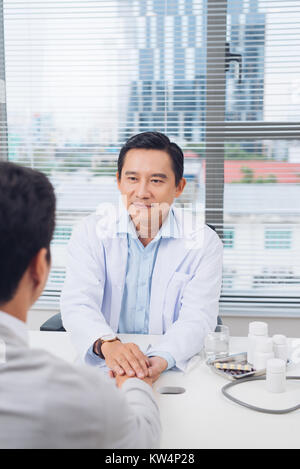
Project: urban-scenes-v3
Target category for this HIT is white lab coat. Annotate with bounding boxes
[61,205,223,371]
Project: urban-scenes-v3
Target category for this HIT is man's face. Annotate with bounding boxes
[117,148,186,234]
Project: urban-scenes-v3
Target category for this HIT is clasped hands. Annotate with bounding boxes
[95,339,167,387]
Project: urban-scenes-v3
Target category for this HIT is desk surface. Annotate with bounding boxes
[29,331,300,449]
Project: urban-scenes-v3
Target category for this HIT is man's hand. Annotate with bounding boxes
[147,356,168,382]
[100,340,150,379]
[110,371,153,389]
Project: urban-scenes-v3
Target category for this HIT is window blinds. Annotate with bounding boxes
[1,0,300,315]
[222,0,300,315]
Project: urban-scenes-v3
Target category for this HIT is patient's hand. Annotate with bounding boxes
[110,371,153,389]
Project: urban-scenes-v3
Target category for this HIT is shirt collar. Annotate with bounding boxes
[116,203,180,240]
[0,310,29,346]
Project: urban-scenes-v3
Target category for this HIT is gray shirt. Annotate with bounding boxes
[0,312,161,449]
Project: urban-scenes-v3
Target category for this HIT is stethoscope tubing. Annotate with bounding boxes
[222,376,300,415]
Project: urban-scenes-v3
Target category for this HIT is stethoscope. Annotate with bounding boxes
[222,376,300,414]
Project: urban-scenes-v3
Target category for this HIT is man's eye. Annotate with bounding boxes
[128,177,137,181]
[151,179,162,184]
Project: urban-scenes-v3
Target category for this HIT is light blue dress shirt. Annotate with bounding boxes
[87,208,178,370]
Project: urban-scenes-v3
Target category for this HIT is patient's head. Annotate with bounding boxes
[0,162,56,309]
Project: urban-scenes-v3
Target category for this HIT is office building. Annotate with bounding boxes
[121,0,206,142]
[122,0,265,144]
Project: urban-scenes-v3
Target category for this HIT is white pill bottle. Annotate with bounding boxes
[272,335,289,363]
[253,338,274,371]
[247,321,268,365]
[266,359,286,393]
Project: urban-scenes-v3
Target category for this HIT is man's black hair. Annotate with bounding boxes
[118,131,184,186]
[0,162,56,305]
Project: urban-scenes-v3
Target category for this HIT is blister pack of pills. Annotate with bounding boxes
[207,352,264,380]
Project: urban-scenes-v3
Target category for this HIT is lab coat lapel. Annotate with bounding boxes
[99,202,129,333]
[101,236,128,332]
[149,237,189,334]
[148,207,204,334]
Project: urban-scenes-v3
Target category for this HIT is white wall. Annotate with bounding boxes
[222,315,300,338]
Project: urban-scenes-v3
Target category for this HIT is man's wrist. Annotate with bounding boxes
[101,339,118,357]
[93,339,103,357]
[93,336,120,359]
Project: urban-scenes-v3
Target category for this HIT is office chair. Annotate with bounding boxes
[40,312,66,332]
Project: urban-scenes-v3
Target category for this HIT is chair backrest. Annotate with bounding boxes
[216,315,223,327]
[40,313,65,332]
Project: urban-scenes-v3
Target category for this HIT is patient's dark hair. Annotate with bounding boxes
[0,162,56,305]
[118,131,184,186]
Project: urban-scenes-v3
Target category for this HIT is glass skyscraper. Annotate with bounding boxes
[122,0,206,142]
[122,0,265,143]
[226,0,265,121]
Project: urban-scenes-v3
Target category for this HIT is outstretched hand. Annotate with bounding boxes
[109,369,153,388]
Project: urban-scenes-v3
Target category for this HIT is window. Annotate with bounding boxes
[253,268,300,290]
[223,228,235,249]
[222,268,236,290]
[220,0,300,316]
[1,0,300,316]
[52,226,73,246]
[265,229,292,250]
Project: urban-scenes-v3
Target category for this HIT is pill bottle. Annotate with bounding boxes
[253,338,274,371]
[272,334,288,363]
[266,358,286,393]
[247,321,268,365]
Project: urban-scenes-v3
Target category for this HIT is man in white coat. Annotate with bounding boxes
[61,132,223,381]
[0,162,160,449]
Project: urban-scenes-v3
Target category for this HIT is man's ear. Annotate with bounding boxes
[116,171,121,190]
[174,177,186,198]
[29,248,50,296]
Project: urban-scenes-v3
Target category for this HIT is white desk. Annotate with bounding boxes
[29,331,300,449]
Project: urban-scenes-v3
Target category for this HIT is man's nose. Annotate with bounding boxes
[136,180,151,198]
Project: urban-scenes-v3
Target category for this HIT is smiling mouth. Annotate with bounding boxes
[132,202,153,209]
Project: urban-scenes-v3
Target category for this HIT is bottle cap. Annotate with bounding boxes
[272,334,287,345]
[267,358,286,374]
[249,321,268,336]
[256,337,273,353]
